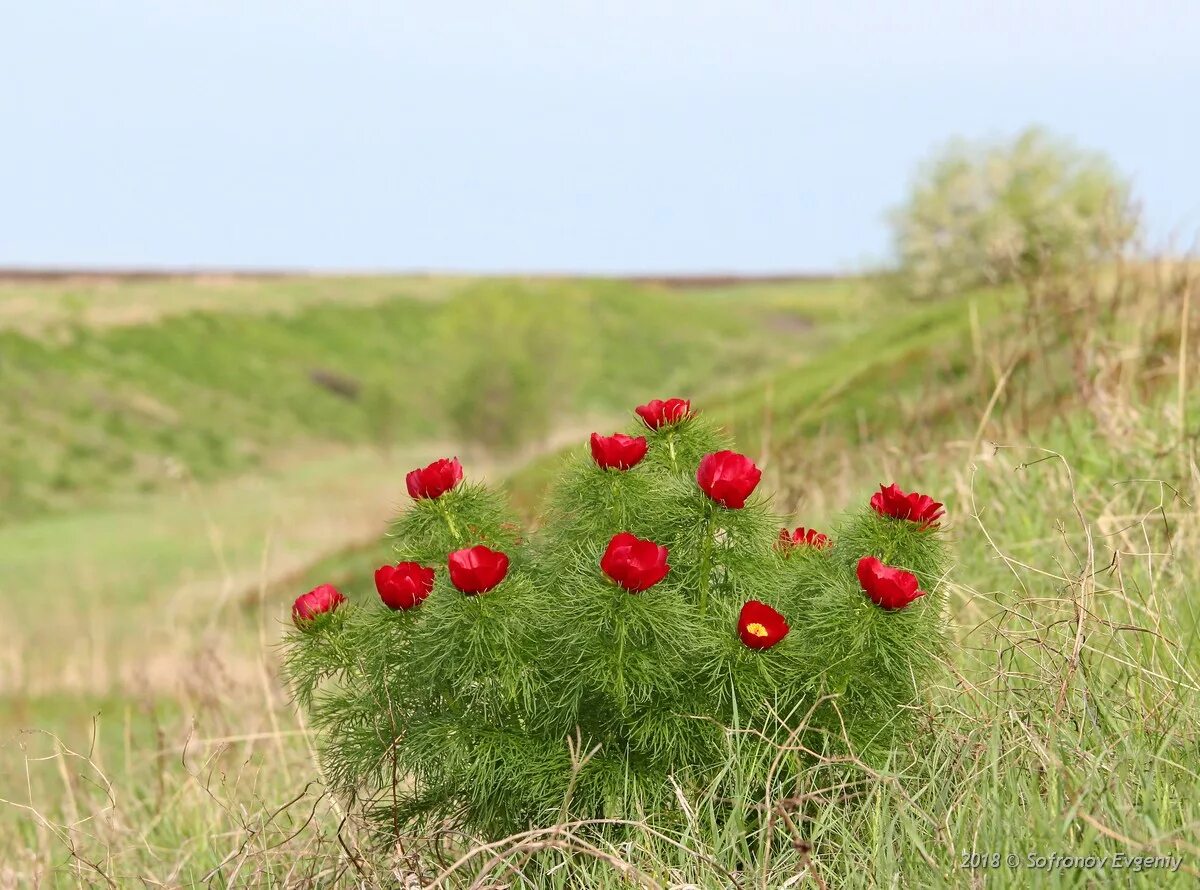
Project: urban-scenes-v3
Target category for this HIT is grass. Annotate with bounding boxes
[0,275,829,524]
[0,275,854,719]
[0,274,474,335]
[0,446,410,697]
[2,267,1198,887]
[505,288,1008,519]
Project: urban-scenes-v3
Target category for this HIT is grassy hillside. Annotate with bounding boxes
[1,274,874,701]
[3,269,1198,887]
[0,275,843,524]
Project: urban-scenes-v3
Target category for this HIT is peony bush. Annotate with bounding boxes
[283,399,950,842]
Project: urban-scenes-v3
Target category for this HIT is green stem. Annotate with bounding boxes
[698,508,714,617]
[615,624,625,703]
[666,432,679,472]
[437,498,461,541]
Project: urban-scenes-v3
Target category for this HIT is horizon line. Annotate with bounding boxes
[0,265,850,284]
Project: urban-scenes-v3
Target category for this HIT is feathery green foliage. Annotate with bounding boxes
[283,405,952,847]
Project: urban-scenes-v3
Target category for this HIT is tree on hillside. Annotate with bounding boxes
[891,127,1140,298]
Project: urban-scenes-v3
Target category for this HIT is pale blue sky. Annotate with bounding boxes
[2,1,1198,273]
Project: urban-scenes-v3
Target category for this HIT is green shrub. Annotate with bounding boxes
[892,127,1139,298]
[283,401,951,845]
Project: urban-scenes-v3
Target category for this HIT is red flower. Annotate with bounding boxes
[374,562,435,610]
[856,556,926,610]
[696,450,762,509]
[292,583,347,626]
[447,545,510,595]
[590,432,649,470]
[737,600,790,649]
[406,457,463,500]
[778,527,831,551]
[869,483,944,529]
[600,532,670,592]
[635,398,692,429]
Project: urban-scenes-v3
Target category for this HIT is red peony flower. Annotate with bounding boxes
[696,450,762,509]
[374,562,435,610]
[635,398,692,430]
[600,532,670,592]
[590,432,649,470]
[737,600,790,649]
[447,545,509,595]
[778,526,831,551]
[869,483,944,529]
[292,583,347,626]
[406,457,463,500]
[856,556,926,610]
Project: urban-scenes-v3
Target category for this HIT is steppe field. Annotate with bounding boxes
[1,269,1198,887]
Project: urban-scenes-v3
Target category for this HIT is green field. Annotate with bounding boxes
[2,270,1198,887]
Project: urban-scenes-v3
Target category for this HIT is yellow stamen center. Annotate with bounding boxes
[747,622,768,637]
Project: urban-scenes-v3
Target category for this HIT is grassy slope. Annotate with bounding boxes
[0,275,840,692]
[0,274,473,334]
[0,275,848,785]
[4,273,1198,887]
[0,275,826,524]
